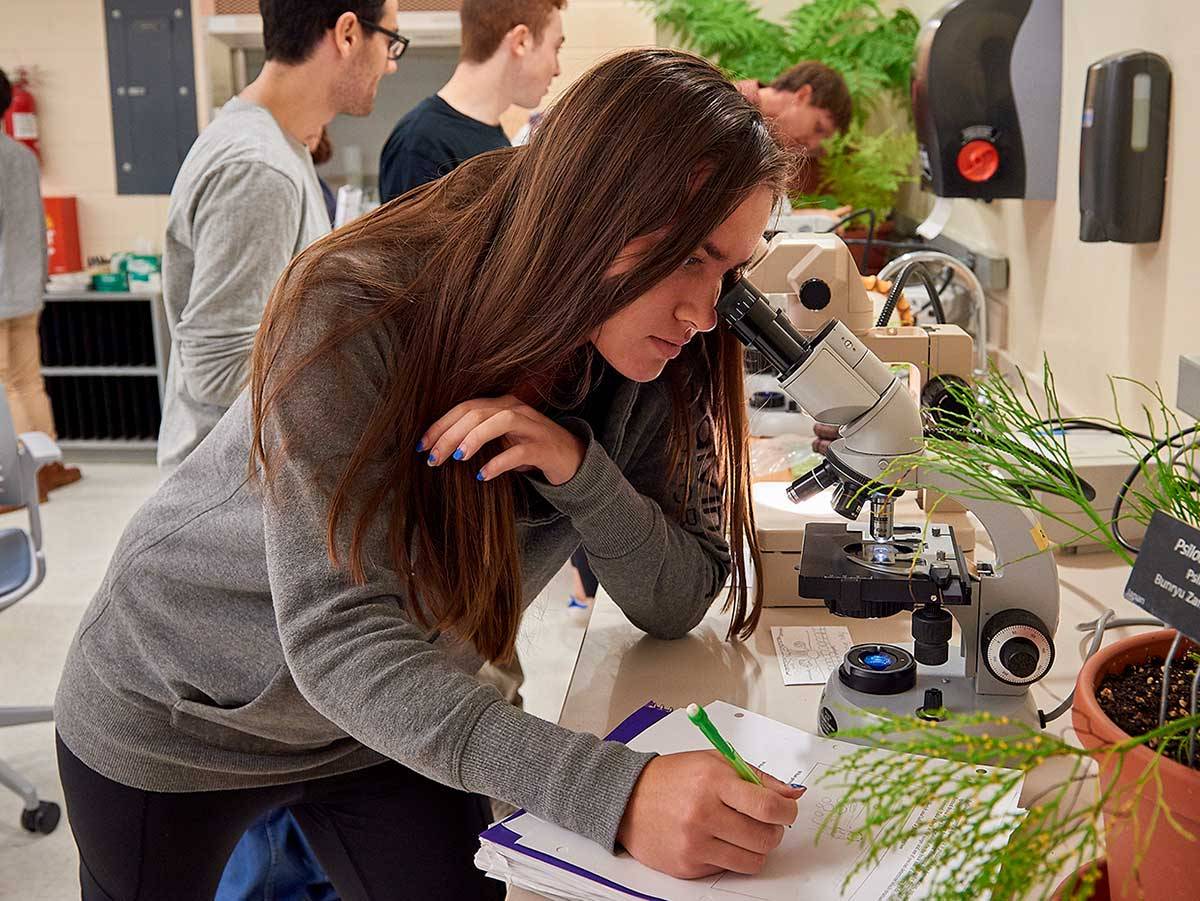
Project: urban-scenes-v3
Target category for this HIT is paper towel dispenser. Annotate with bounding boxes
[912,0,1062,201]
[1079,51,1171,244]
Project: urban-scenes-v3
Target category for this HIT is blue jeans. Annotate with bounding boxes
[216,808,338,901]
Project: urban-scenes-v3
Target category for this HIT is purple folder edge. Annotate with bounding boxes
[480,701,675,901]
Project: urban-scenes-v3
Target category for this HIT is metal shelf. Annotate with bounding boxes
[57,439,157,451]
[42,366,159,377]
[43,290,161,302]
[206,12,461,49]
[39,290,168,444]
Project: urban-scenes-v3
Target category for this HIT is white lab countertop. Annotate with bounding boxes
[507,520,1142,900]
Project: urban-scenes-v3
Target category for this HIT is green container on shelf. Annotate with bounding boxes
[91,272,129,292]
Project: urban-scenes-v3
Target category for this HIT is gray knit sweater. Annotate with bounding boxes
[0,134,46,320]
[55,309,731,850]
[157,97,330,472]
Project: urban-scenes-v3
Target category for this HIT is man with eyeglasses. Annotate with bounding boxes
[155,1,402,897]
[158,0,403,475]
[378,0,566,203]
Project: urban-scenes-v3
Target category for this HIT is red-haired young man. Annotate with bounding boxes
[379,0,565,202]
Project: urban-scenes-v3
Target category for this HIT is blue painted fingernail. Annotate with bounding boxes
[427,452,437,465]
[476,470,485,481]
[452,448,465,461]
[416,439,425,453]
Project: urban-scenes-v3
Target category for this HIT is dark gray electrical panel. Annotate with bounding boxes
[105,0,199,195]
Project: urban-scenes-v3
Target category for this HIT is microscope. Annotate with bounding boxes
[720,235,1060,736]
[745,232,978,412]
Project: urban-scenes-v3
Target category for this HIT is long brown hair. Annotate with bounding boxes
[251,49,793,662]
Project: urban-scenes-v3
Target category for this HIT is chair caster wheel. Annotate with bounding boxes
[20,800,60,834]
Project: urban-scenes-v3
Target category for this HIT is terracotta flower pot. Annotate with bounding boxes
[1073,629,1200,900]
[1051,858,1109,901]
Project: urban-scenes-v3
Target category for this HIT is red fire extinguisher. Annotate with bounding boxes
[3,68,40,163]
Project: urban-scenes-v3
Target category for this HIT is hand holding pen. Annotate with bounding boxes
[615,703,805,879]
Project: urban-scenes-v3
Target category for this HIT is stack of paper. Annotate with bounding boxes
[476,701,1025,900]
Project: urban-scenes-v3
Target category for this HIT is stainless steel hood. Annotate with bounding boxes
[207,11,461,49]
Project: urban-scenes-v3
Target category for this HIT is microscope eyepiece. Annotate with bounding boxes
[717,276,810,378]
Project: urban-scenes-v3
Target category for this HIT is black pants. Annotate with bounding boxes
[570,546,599,598]
[56,734,505,901]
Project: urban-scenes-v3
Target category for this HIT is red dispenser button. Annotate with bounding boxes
[956,140,1000,182]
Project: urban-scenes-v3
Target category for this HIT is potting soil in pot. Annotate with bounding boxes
[1096,652,1200,771]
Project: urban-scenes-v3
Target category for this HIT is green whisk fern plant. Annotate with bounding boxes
[817,710,1200,900]
[818,360,1200,898]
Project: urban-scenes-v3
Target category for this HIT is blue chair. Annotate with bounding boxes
[0,394,63,835]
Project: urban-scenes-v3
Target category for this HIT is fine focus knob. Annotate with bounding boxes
[999,637,1040,680]
[798,278,832,311]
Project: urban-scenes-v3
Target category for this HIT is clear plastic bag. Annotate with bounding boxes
[750,434,823,481]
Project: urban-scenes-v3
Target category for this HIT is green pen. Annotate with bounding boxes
[686,703,763,786]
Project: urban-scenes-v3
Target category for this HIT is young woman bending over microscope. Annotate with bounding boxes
[53,49,805,900]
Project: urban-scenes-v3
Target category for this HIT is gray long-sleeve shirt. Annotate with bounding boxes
[55,296,732,850]
[0,133,46,320]
[157,96,329,472]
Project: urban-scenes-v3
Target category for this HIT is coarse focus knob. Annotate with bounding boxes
[981,609,1055,685]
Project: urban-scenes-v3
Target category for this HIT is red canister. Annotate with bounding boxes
[43,196,83,274]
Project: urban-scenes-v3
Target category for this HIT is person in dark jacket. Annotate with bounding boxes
[378,0,564,202]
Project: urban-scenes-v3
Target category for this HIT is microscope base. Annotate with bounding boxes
[817,642,1040,741]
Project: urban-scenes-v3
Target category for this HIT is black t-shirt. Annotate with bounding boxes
[378,95,510,203]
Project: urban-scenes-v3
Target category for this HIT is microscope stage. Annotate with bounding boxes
[799,522,971,617]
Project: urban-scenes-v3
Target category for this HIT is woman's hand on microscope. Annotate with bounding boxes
[420,395,586,486]
[616,751,805,879]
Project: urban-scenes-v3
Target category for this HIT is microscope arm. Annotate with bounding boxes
[917,465,1061,695]
[719,236,1060,711]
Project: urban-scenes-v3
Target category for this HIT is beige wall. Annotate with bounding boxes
[0,0,650,258]
[502,0,656,134]
[558,0,656,83]
[0,0,175,260]
[900,0,1198,418]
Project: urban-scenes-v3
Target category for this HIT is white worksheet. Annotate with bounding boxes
[770,626,855,685]
[477,702,1025,901]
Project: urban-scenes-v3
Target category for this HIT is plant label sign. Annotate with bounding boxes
[1124,510,1200,641]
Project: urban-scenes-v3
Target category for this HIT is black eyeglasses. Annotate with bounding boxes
[360,20,410,61]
